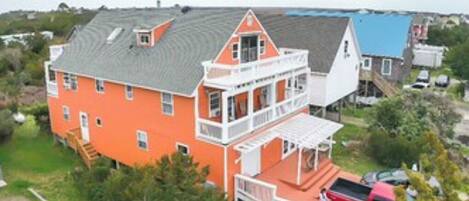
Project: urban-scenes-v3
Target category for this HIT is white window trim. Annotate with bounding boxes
[362,57,372,70]
[208,91,221,118]
[125,85,133,100]
[259,40,266,55]
[63,73,71,89]
[381,59,393,76]
[139,33,151,45]
[136,130,148,151]
[70,74,78,91]
[232,43,239,60]
[281,139,297,159]
[176,142,190,155]
[96,79,105,94]
[161,92,174,116]
[63,106,70,121]
[96,117,102,127]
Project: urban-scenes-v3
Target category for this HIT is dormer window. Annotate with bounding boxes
[140,33,150,45]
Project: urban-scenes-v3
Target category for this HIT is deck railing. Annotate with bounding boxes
[66,128,94,168]
[197,90,307,144]
[203,49,308,87]
[235,174,278,201]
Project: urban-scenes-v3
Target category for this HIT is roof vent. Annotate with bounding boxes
[107,27,123,44]
[181,6,191,14]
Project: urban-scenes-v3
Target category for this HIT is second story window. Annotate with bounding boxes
[96,79,105,93]
[209,92,220,117]
[63,73,77,90]
[362,57,372,70]
[125,85,133,100]
[232,43,239,60]
[63,106,70,121]
[137,130,148,150]
[381,59,392,76]
[162,92,173,115]
[260,40,265,54]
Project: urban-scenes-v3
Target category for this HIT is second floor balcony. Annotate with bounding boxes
[197,48,310,144]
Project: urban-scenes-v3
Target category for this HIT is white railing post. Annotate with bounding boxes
[270,82,277,119]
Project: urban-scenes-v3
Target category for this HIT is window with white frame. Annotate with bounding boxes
[63,73,70,88]
[96,79,105,93]
[70,74,78,90]
[362,57,372,70]
[232,43,239,60]
[139,33,150,45]
[176,143,189,155]
[63,106,70,121]
[282,140,297,159]
[125,85,133,100]
[47,65,56,82]
[162,92,173,115]
[137,130,148,150]
[259,40,265,54]
[381,59,392,76]
[209,92,220,117]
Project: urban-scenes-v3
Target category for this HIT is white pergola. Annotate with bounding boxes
[235,113,343,185]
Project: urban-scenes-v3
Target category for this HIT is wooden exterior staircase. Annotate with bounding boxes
[360,70,400,97]
[66,128,98,168]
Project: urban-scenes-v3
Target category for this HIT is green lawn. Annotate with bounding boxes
[332,124,385,176]
[342,106,369,119]
[0,116,84,201]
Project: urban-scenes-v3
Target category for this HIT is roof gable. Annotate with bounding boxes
[258,14,350,73]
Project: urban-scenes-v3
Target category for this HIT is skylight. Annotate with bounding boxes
[106,27,123,44]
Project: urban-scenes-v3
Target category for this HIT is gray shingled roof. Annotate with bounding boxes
[257,14,350,74]
[52,8,248,96]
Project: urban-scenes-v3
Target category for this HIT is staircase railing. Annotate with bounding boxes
[371,71,399,97]
[66,128,94,168]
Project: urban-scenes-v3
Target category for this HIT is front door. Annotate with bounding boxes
[241,147,261,176]
[79,112,90,143]
[240,36,258,63]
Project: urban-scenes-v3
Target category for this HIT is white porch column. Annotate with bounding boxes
[296,147,303,185]
[221,91,229,144]
[314,145,319,171]
[248,86,254,130]
[270,82,277,118]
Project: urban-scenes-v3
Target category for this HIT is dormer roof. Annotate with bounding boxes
[52,8,248,96]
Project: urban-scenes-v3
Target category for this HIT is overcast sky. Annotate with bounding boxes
[0,0,468,14]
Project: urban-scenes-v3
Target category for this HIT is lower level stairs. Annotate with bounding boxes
[66,128,99,168]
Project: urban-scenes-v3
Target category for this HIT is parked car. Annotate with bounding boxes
[435,75,450,88]
[416,70,430,83]
[403,82,431,90]
[361,169,409,186]
[326,178,396,201]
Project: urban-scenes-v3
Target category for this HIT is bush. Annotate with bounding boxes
[0,109,15,143]
[14,115,40,138]
[367,131,425,167]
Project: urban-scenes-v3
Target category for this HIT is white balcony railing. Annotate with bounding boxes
[197,90,308,144]
[47,81,58,97]
[203,49,308,87]
[235,174,288,201]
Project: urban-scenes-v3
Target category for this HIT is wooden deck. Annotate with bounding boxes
[255,150,361,201]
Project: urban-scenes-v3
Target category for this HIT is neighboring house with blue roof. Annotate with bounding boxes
[288,10,413,98]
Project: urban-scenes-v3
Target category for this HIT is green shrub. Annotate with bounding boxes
[0,109,15,143]
[367,131,425,167]
[14,115,40,138]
